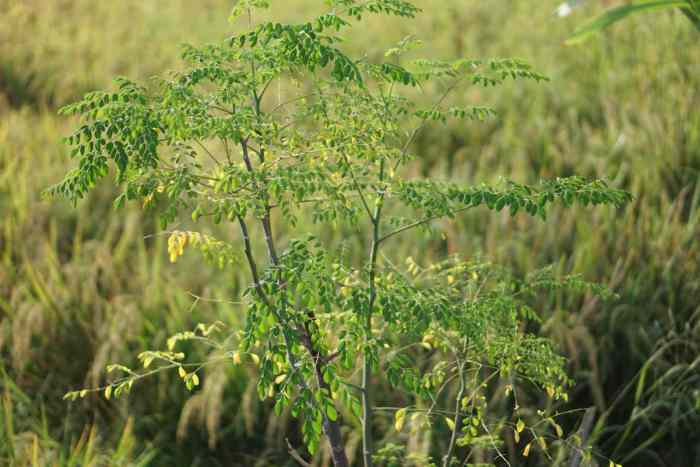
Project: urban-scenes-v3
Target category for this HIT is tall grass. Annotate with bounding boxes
[1,0,698,465]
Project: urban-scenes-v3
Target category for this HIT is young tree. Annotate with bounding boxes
[51,1,630,465]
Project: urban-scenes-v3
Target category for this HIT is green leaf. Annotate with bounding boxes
[326,405,338,422]
[351,399,362,419]
[566,1,688,45]
[312,416,323,435]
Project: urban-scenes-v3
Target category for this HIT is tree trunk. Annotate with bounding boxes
[309,336,349,467]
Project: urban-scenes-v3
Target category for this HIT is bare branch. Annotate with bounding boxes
[286,439,312,467]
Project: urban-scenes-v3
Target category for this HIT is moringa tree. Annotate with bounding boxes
[51,1,630,465]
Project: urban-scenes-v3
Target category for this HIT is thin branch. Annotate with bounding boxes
[442,361,466,467]
[236,215,268,305]
[259,77,275,103]
[378,206,473,245]
[394,77,464,173]
[240,131,349,466]
[479,417,512,467]
[401,77,463,155]
[209,105,236,115]
[186,291,244,305]
[242,139,279,264]
[342,154,374,220]
[222,137,233,164]
[194,139,221,167]
[361,158,385,467]
[427,371,460,416]
[236,214,314,407]
[569,407,597,467]
[286,439,312,467]
[339,380,366,394]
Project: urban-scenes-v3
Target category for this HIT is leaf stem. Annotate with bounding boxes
[361,159,386,467]
[443,361,466,467]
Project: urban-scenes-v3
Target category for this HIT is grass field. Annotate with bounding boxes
[1,1,699,465]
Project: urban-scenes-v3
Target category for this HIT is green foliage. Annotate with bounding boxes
[46,1,633,466]
[566,0,700,45]
[2,371,156,467]
[6,0,696,466]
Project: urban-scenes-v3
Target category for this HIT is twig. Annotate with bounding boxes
[378,206,473,245]
[194,139,221,167]
[442,361,466,467]
[569,407,597,467]
[286,438,312,467]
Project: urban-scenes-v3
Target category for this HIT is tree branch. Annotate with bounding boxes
[240,134,349,467]
[361,159,386,467]
[443,361,466,467]
[568,407,597,467]
[194,139,221,167]
[286,438,312,467]
[377,206,473,245]
[342,153,374,220]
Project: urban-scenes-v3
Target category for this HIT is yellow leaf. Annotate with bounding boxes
[274,374,287,384]
[553,422,564,438]
[522,442,532,457]
[394,408,407,431]
[232,351,242,365]
[178,367,187,378]
[516,419,525,433]
[191,373,199,386]
[104,386,112,400]
[445,417,456,431]
[537,436,547,450]
[447,275,455,285]
[250,353,260,365]
[514,428,520,443]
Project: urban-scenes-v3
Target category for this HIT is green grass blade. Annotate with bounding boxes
[565,0,689,45]
[680,6,700,30]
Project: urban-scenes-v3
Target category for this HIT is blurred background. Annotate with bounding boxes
[1,1,698,466]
